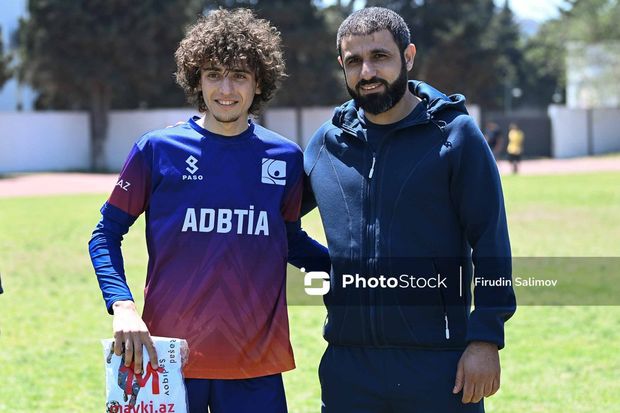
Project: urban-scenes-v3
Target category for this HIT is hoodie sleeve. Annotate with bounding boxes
[302,122,329,217]
[449,116,516,349]
[283,148,331,272]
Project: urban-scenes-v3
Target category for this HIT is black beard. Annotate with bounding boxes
[346,62,408,115]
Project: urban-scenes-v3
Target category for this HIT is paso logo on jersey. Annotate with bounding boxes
[261,158,286,186]
[183,155,203,180]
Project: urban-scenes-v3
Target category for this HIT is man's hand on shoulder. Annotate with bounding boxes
[453,341,500,404]
[112,300,159,375]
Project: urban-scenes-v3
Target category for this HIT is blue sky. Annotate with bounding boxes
[498,0,568,22]
[319,0,568,22]
[0,0,24,45]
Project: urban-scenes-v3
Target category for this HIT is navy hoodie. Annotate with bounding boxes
[303,80,516,350]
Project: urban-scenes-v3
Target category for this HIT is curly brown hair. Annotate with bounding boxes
[175,8,286,115]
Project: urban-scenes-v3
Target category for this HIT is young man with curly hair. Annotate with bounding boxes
[89,9,328,413]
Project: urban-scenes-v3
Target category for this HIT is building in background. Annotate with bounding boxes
[566,41,620,109]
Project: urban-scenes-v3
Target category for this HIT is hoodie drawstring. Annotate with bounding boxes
[368,155,376,179]
[431,118,447,133]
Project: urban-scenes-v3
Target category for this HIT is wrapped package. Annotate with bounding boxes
[102,336,189,413]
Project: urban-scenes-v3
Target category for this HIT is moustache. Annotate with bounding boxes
[356,78,389,91]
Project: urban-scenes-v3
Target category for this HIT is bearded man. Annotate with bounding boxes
[303,7,516,413]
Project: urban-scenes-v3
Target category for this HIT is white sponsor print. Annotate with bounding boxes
[115,179,131,192]
[181,206,269,236]
[261,158,286,186]
[183,155,203,180]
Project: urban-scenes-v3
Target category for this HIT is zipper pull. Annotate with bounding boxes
[368,155,376,179]
[444,314,450,340]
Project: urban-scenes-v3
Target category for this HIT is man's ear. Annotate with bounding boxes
[338,55,344,68]
[404,43,416,71]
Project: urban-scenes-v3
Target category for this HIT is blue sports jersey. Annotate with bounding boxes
[89,117,327,379]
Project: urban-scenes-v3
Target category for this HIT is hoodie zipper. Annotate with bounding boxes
[439,287,450,340]
[368,155,376,179]
[433,261,450,340]
[364,120,431,346]
[365,150,379,345]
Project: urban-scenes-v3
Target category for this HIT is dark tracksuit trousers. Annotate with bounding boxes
[319,345,484,413]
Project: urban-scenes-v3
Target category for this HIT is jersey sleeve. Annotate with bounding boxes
[104,143,152,220]
[88,142,152,314]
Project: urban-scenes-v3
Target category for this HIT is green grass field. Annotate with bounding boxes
[1,172,619,412]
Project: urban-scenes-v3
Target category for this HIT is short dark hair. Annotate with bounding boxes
[175,8,286,115]
[337,7,411,57]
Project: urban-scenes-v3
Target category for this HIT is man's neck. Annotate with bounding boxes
[198,114,249,136]
[364,90,421,125]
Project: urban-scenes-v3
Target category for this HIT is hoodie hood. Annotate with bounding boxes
[332,80,468,136]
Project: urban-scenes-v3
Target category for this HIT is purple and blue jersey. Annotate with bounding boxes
[89,117,327,379]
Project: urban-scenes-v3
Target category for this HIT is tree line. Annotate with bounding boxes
[1,0,618,168]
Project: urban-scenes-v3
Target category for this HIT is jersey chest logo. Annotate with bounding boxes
[183,155,203,181]
[261,158,286,186]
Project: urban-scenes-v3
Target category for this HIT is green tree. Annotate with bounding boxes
[321,0,357,34]
[257,0,347,139]
[519,19,566,107]
[255,0,344,107]
[487,1,525,110]
[561,0,620,106]
[320,0,358,100]
[563,0,620,42]
[517,0,620,108]
[0,27,12,89]
[19,0,201,170]
[365,0,517,108]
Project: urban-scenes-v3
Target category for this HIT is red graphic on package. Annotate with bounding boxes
[106,347,165,406]
[103,337,188,413]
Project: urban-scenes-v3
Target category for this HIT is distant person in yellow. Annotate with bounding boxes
[507,123,524,174]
